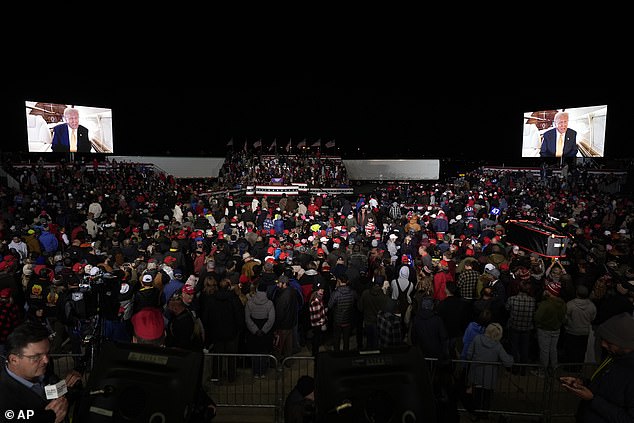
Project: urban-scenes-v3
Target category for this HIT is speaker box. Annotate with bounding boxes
[314,346,436,423]
[76,341,203,423]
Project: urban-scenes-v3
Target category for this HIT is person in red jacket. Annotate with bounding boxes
[433,260,454,302]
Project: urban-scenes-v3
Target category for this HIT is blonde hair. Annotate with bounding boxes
[485,323,503,342]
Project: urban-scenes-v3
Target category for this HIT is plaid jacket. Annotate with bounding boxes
[309,293,327,327]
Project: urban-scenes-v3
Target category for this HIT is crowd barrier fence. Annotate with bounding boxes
[50,351,591,423]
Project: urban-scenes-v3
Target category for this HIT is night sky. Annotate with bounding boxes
[6,56,632,166]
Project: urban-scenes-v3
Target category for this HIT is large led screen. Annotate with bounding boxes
[25,101,114,154]
[522,105,607,158]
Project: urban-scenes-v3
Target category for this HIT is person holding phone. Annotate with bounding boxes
[559,312,634,422]
[51,107,92,153]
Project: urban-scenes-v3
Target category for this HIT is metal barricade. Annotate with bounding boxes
[278,355,316,421]
[454,359,584,423]
[548,362,597,423]
[203,353,280,411]
[49,353,86,378]
[199,352,587,423]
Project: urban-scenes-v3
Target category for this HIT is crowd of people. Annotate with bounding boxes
[218,152,349,188]
[0,152,633,422]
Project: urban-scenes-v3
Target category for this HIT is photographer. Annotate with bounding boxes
[99,270,133,343]
[52,266,100,373]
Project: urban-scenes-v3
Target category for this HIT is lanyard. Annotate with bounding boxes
[591,356,613,382]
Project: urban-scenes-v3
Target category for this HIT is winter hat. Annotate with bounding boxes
[484,263,500,279]
[545,281,561,297]
[182,284,195,295]
[597,312,634,349]
[23,264,33,276]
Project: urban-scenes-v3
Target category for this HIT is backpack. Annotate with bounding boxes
[395,279,412,316]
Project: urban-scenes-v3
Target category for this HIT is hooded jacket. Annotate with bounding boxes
[466,332,514,390]
[391,266,414,302]
[564,297,597,336]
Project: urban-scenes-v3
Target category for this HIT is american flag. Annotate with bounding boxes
[325,139,336,148]
[297,139,307,148]
[311,139,321,147]
[269,138,276,151]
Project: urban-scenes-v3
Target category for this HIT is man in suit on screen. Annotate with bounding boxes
[51,107,92,153]
[540,111,578,158]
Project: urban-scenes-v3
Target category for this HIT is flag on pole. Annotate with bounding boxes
[311,139,321,148]
[325,139,336,148]
[253,139,262,148]
[269,138,277,151]
[285,138,292,152]
[227,138,234,147]
[297,138,307,148]
[244,139,248,153]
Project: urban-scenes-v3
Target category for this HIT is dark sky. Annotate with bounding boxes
[7,58,632,165]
